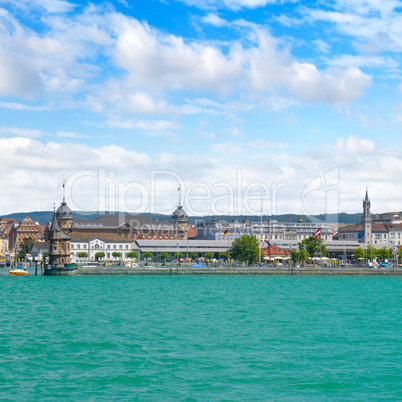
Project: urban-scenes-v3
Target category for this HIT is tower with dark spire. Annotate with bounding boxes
[48,207,71,267]
[362,189,372,248]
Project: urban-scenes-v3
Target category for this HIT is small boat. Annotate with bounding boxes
[9,266,28,276]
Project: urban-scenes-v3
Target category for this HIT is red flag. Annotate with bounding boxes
[315,228,321,238]
[177,185,180,191]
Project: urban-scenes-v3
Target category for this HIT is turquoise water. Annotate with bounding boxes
[0,274,401,400]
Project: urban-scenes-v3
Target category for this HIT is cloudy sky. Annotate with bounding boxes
[1,0,402,218]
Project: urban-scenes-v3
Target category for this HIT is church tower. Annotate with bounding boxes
[362,189,372,248]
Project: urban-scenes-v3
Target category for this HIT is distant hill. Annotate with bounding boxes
[0,210,365,226]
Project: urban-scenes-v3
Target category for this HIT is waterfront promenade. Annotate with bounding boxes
[44,264,402,276]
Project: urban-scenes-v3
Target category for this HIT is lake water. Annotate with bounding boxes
[0,274,401,400]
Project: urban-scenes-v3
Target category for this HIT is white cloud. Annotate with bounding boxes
[110,18,371,104]
[106,116,182,135]
[56,131,88,138]
[0,45,43,97]
[335,135,377,154]
[1,135,402,215]
[0,3,373,119]
[201,13,227,27]
[313,38,331,54]
[275,14,303,27]
[327,54,398,69]
[0,127,44,138]
[175,0,291,11]
[305,1,402,53]
[0,102,48,111]
[1,0,76,14]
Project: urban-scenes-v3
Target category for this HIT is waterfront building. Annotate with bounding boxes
[69,233,133,261]
[8,216,40,252]
[48,211,71,266]
[386,223,402,247]
[31,241,50,261]
[262,244,290,261]
[337,190,396,248]
[134,239,230,260]
[0,227,8,256]
[199,217,333,242]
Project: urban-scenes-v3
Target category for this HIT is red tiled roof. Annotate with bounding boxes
[262,245,289,256]
[338,223,388,233]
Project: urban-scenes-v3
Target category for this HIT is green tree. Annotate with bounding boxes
[230,234,259,264]
[219,251,228,259]
[127,251,137,259]
[143,252,153,260]
[112,251,122,259]
[299,236,327,258]
[189,252,199,260]
[95,251,105,261]
[21,237,34,254]
[17,250,27,260]
[204,252,214,259]
[353,247,365,260]
[377,247,390,260]
[174,252,184,259]
[290,249,308,263]
[364,245,377,260]
[398,247,402,262]
[160,252,168,260]
[78,252,88,258]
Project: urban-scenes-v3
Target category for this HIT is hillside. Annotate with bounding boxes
[0,210,364,226]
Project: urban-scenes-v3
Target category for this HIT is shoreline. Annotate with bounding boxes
[44,265,402,276]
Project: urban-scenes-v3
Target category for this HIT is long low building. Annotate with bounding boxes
[134,239,232,258]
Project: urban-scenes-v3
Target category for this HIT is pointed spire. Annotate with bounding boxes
[62,179,66,203]
[365,187,369,202]
[49,211,61,232]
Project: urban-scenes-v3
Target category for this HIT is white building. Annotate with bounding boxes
[214,219,333,242]
[69,233,134,261]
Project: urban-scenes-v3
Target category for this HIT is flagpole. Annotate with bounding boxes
[178,182,181,206]
[177,241,179,273]
[228,235,230,267]
[258,196,262,265]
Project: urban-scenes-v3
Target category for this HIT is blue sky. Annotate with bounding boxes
[1,0,402,217]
